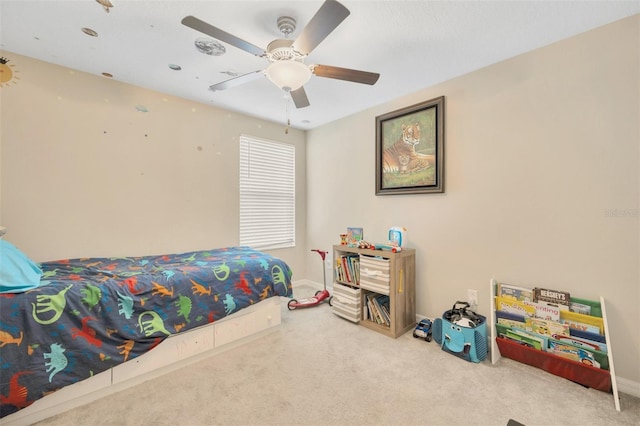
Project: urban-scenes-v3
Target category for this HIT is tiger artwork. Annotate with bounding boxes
[382,123,434,174]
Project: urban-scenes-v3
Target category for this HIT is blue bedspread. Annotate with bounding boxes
[0,246,293,417]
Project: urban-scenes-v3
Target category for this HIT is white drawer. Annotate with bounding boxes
[333,282,360,298]
[332,292,360,311]
[214,299,280,347]
[359,255,390,274]
[359,256,390,295]
[332,283,361,322]
[112,324,214,384]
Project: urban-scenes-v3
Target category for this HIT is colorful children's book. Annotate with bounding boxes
[346,227,364,246]
[497,318,527,329]
[497,283,533,302]
[523,300,561,321]
[569,301,592,315]
[570,328,606,343]
[552,334,607,353]
[533,287,571,309]
[525,317,570,337]
[495,310,526,323]
[506,329,544,350]
[548,341,601,368]
[560,310,604,335]
[497,297,536,318]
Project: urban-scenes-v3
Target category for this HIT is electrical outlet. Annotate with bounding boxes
[467,289,478,309]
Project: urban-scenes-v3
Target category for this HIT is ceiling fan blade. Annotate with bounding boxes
[290,87,310,108]
[292,0,350,56]
[182,16,266,57]
[209,71,265,91]
[312,65,380,85]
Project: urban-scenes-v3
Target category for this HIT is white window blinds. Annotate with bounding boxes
[239,135,295,250]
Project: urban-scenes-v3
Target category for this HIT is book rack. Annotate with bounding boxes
[489,279,620,411]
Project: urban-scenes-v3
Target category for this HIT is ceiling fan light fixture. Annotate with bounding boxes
[266,60,311,91]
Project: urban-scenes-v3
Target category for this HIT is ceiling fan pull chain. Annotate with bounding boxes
[285,95,290,134]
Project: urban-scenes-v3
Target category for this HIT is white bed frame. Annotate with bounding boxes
[1,296,284,426]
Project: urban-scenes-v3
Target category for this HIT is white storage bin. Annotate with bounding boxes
[332,283,361,323]
[359,255,390,295]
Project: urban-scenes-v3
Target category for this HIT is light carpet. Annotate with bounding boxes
[34,285,640,426]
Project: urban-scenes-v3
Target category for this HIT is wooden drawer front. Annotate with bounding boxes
[112,325,214,384]
[359,256,390,295]
[332,283,361,323]
[214,299,280,347]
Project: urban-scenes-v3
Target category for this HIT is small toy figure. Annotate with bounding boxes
[357,240,374,249]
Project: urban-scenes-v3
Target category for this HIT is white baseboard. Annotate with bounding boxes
[617,376,640,398]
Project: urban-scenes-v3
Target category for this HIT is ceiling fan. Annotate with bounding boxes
[181,0,380,109]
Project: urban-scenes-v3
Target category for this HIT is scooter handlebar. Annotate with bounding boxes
[311,249,328,261]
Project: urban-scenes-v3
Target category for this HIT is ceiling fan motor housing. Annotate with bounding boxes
[277,16,296,37]
[267,39,304,62]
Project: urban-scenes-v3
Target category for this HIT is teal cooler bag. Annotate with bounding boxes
[433,301,488,363]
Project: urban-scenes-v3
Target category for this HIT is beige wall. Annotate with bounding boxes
[307,15,639,386]
[0,52,307,275]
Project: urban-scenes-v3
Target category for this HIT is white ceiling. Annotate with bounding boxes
[1,1,638,130]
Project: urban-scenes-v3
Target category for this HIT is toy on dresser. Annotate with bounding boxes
[373,226,406,252]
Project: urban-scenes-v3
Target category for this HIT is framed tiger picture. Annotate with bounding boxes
[375,96,445,195]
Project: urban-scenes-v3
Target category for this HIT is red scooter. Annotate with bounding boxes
[287,249,332,310]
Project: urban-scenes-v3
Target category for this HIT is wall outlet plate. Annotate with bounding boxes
[467,289,478,309]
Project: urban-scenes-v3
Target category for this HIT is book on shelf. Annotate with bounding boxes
[548,341,601,368]
[497,282,533,302]
[366,294,390,326]
[366,298,377,323]
[497,317,527,329]
[533,287,571,310]
[552,334,607,353]
[335,254,359,284]
[569,301,592,315]
[564,321,600,334]
[505,329,544,350]
[523,300,561,321]
[570,327,606,343]
[496,297,536,318]
[349,255,360,284]
[375,295,390,325]
[525,317,570,337]
[334,258,345,282]
[560,309,604,334]
[342,256,352,282]
[495,310,526,323]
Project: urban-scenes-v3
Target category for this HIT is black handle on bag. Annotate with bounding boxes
[446,301,481,325]
[451,301,470,311]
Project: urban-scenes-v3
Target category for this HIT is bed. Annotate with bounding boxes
[0,245,293,422]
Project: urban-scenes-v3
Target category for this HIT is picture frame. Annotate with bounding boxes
[346,227,363,246]
[375,96,445,195]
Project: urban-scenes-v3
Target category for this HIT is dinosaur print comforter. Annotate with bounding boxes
[0,246,293,418]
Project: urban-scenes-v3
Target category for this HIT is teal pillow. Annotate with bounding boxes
[0,240,43,293]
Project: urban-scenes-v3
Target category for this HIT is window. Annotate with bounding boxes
[239,134,295,250]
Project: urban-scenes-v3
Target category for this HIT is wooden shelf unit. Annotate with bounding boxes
[332,245,415,338]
